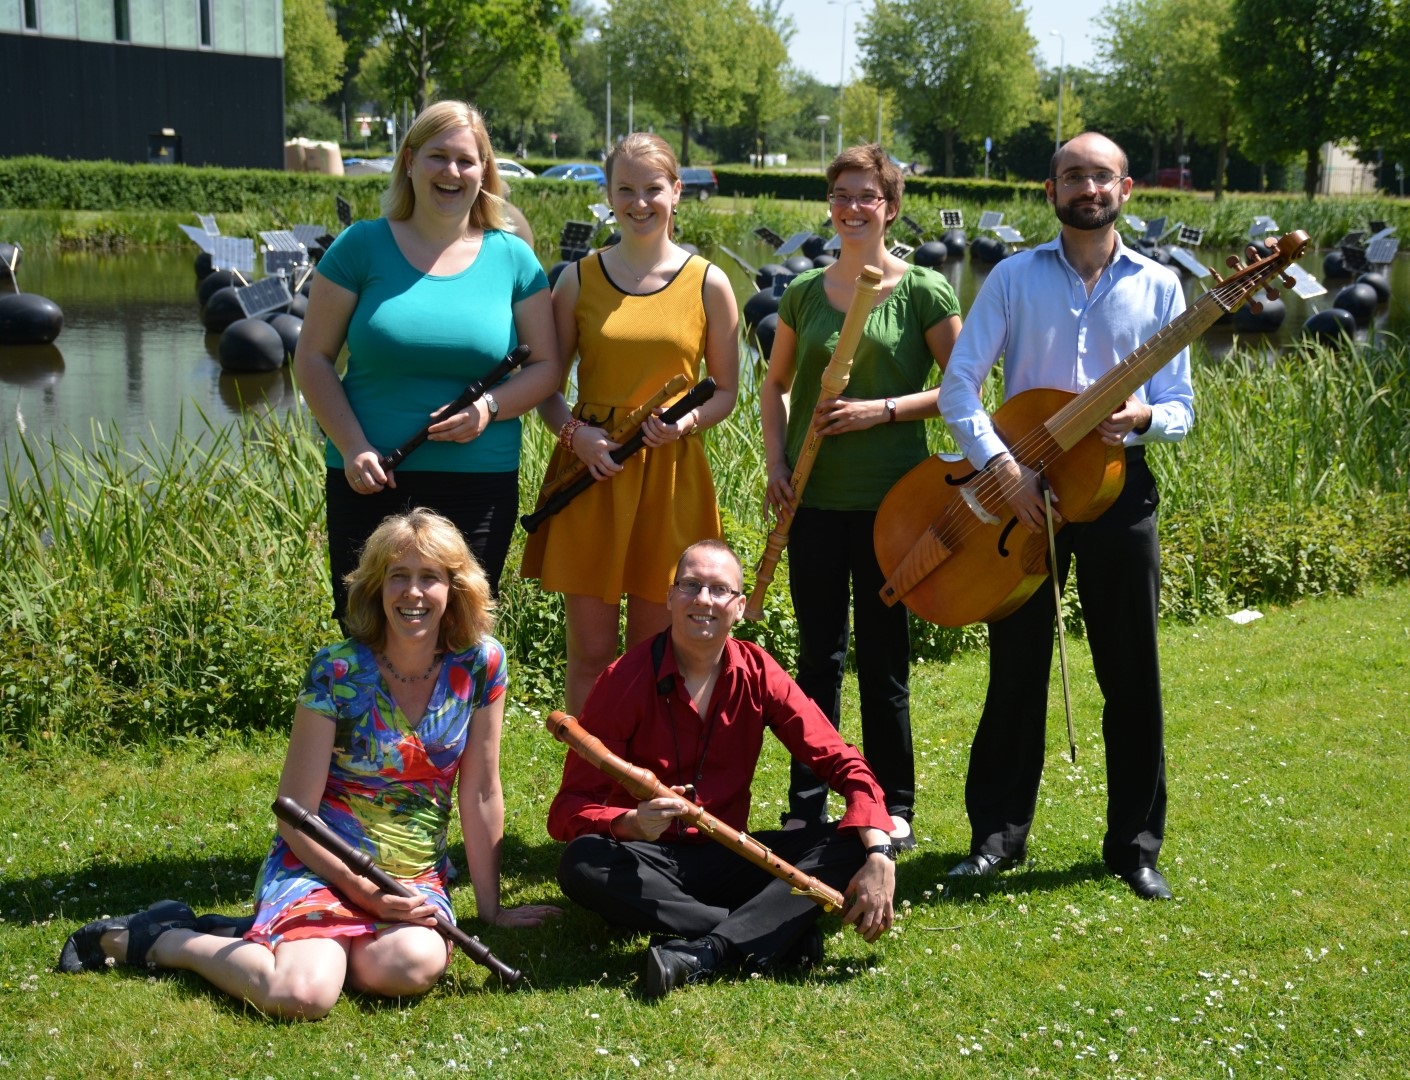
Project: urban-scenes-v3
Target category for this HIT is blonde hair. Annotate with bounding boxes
[826,143,904,226]
[605,132,681,187]
[381,100,507,231]
[343,509,495,652]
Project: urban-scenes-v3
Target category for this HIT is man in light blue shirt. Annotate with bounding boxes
[938,132,1194,901]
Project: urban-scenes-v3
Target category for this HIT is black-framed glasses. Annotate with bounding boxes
[672,578,743,601]
[1051,171,1127,190]
[827,192,885,208]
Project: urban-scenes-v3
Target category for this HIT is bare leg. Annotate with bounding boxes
[102,928,348,1020]
[565,594,622,715]
[347,923,450,997]
[624,595,670,652]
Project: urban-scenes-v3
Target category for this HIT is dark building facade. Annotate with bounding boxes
[1,0,284,169]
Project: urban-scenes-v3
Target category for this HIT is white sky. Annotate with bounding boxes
[770,0,1103,83]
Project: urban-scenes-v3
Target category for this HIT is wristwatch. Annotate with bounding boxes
[863,843,897,862]
[484,392,500,420]
[884,398,897,423]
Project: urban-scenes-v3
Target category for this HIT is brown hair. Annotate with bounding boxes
[826,143,903,225]
[381,100,507,231]
[343,509,495,652]
[605,132,681,188]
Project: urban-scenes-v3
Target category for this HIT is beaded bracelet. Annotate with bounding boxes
[558,418,587,452]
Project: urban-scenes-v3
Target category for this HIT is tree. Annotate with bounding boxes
[1091,0,1181,179]
[1223,0,1391,198]
[1161,0,1237,198]
[285,0,347,108]
[858,0,1039,177]
[604,0,765,165]
[341,0,578,115]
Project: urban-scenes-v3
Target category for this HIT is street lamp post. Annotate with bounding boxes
[829,0,859,154]
[816,115,830,171]
[1050,30,1065,153]
[626,55,634,134]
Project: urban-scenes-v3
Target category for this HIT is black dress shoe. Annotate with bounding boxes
[946,852,1020,878]
[645,939,717,998]
[1120,867,1174,901]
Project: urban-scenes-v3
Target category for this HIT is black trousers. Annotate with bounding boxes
[963,449,1167,874]
[323,468,519,624]
[785,507,915,824]
[557,823,863,966]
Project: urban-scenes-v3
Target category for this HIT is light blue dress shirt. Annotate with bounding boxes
[940,234,1195,471]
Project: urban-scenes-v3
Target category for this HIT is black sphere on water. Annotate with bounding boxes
[811,253,837,268]
[197,269,241,308]
[969,236,1007,265]
[1332,283,1378,325]
[1355,271,1390,303]
[547,260,570,288]
[1303,307,1358,344]
[742,288,780,332]
[218,318,286,373]
[1322,250,1351,280]
[784,255,814,275]
[194,251,214,282]
[201,286,245,333]
[0,242,21,277]
[752,312,779,358]
[264,312,304,359]
[288,293,309,319]
[1231,297,1286,333]
[755,263,789,291]
[913,240,948,268]
[940,229,967,258]
[801,235,827,259]
[0,292,64,345]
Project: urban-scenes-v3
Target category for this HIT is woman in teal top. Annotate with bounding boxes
[760,145,962,850]
[295,100,558,619]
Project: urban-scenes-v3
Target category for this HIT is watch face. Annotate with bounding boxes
[486,392,499,418]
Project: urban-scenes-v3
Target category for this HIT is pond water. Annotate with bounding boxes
[3,240,1405,499]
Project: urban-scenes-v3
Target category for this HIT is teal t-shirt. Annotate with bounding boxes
[316,218,549,473]
[778,265,960,511]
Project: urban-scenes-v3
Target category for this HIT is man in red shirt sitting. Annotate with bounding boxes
[547,539,897,997]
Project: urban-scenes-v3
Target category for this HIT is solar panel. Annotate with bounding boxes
[1249,216,1278,239]
[977,210,1003,230]
[1338,230,1367,248]
[589,202,615,225]
[1143,216,1168,242]
[768,272,796,298]
[235,275,293,318]
[1165,246,1212,278]
[1365,236,1399,264]
[264,249,307,278]
[559,220,596,261]
[774,231,814,257]
[901,215,926,241]
[292,224,327,248]
[197,214,220,235]
[1368,220,1388,235]
[210,236,255,273]
[939,209,963,229]
[753,226,786,249]
[888,242,915,260]
[1283,262,1327,300]
[1122,213,1147,235]
[822,233,842,253]
[1341,244,1368,272]
[993,225,1024,244]
[1177,224,1204,247]
[179,224,216,252]
[259,230,305,251]
[336,196,353,229]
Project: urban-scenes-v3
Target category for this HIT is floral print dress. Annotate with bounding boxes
[246,636,506,949]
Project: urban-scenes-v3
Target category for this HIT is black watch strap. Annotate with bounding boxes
[863,843,897,862]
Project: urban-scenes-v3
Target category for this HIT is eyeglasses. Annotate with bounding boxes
[827,192,885,208]
[672,578,743,601]
[1051,171,1127,190]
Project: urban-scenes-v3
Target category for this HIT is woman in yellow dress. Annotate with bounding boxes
[522,133,739,714]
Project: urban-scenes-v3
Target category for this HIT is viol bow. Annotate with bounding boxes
[545,711,847,911]
[874,230,1310,628]
[743,264,884,620]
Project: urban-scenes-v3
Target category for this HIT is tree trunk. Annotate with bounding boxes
[943,129,955,177]
[1214,118,1228,203]
[1304,143,1321,199]
[679,113,692,166]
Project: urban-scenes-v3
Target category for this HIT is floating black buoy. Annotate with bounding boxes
[811,253,836,269]
[265,312,303,359]
[742,288,780,333]
[194,251,214,282]
[1231,297,1286,333]
[0,242,21,278]
[1356,271,1390,303]
[784,255,814,275]
[201,286,245,333]
[288,293,309,319]
[197,269,241,308]
[219,318,286,373]
[1303,307,1358,344]
[940,229,967,258]
[755,263,789,291]
[913,240,948,268]
[1247,239,1273,259]
[970,236,1007,265]
[1322,250,1350,280]
[0,292,64,345]
[1332,282,1378,325]
[801,235,826,259]
[752,312,779,358]
[547,260,570,288]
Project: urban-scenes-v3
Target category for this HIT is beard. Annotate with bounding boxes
[1054,194,1121,231]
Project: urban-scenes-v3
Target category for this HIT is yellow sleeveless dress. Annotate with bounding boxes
[520,252,722,604]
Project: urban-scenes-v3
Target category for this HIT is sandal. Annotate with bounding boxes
[124,900,198,969]
[58,900,194,974]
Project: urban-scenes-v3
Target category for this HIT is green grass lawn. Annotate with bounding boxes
[4,583,1407,1077]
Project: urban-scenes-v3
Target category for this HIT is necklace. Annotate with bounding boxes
[380,650,442,685]
[617,249,670,283]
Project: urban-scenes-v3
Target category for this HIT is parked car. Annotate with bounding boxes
[679,166,719,200]
[495,158,536,179]
[1137,166,1192,190]
[540,162,607,185]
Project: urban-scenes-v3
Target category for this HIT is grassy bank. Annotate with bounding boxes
[3,581,1407,1076]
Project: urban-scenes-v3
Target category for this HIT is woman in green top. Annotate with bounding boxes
[759,144,962,850]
